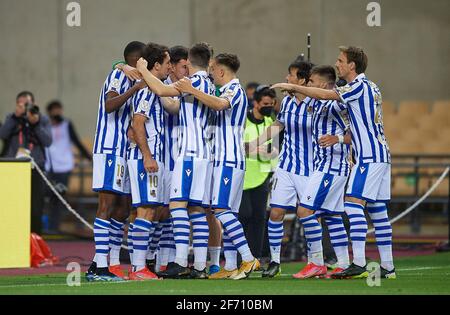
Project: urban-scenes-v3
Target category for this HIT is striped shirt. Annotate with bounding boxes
[177,70,215,160]
[335,73,391,163]
[93,69,134,158]
[277,95,314,176]
[163,76,178,171]
[311,99,350,176]
[127,87,164,162]
[213,78,248,170]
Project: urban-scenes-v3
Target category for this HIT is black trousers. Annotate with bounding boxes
[238,176,271,258]
[31,169,45,234]
[47,171,71,231]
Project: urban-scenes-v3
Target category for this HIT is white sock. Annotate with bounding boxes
[367,202,394,271]
[93,218,110,268]
[324,216,350,269]
[132,218,154,272]
[268,219,283,264]
[190,213,209,271]
[109,218,125,266]
[171,207,190,267]
[299,215,324,266]
[209,246,221,267]
[223,230,237,270]
[345,202,368,267]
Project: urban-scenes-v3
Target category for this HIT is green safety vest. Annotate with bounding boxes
[243,114,277,190]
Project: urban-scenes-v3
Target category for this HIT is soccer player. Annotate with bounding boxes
[175,53,260,280]
[272,46,395,279]
[250,59,314,278]
[87,41,146,281]
[136,43,215,279]
[126,42,171,280]
[292,65,351,279]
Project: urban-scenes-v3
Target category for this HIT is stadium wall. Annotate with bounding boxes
[0,0,449,139]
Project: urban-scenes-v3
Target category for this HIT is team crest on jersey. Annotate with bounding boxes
[223,177,230,185]
[138,100,150,112]
[108,159,113,167]
[222,89,236,100]
[185,169,192,177]
[324,180,330,187]
[150,190,156,197]
[360,166,366,174]
[336,85,352,94]
[116,178,122,187]
[307,105,313,113]
[377,134,387,145]
[111,78,121,90]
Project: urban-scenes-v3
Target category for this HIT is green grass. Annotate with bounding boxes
[1,252,450,295]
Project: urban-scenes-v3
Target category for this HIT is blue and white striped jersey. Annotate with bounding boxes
[127,87,164,163]
[177,70,215,160]
[93,69,134,158]
[277,95,314,176]
[163,76,179,171]
[335,73,391,163]
[213,78,248,170]
[311,99,350,176]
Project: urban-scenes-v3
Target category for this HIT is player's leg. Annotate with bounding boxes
[366,163,395,279]
[188,205,209,278]
[108,194,131,279]
[210,228,238,279]
[264,169,297,277]
[126,208,137,275]
[212,166,259,280]
[206,208,222,275]
[156,206,175,272]
[129,206,159,280]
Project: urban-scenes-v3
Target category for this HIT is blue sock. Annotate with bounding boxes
[345,202,368,267]
[299,214,323,266]
[132,218,154,272]
[93,217,110,268]
[367,202,394,270]
[147,222,162,261]
[268,219,283,264]
[324,216,349,269]
[190,213,209,271]
[171,207,190,267]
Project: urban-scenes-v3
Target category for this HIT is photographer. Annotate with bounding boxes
[0,91,52,234]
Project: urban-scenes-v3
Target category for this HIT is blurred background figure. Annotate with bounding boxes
[240,86,279,263]
[44,100,92,233]
[0,91,52,234]
[245,82,260,109]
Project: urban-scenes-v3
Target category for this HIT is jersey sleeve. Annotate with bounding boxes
[334,81,364,104]
[220,84,242,109]
[106,69,127,95]
[276,96,290,125]
[330,102,350,131]
[134,89,155,119]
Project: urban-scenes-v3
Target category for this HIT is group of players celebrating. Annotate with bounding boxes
[85,40,396,282]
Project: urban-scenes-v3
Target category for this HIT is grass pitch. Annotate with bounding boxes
[0,252,449,295]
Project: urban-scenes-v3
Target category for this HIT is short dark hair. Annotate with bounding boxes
[16,91,35,103]
[46,100,63,112]
[288,60,314,82]
[311,65,337,85]
[339,46,368,74]
[123,41,146,63]
[214,53,240,73]
[142,42,169,70]
[246,82,260,90]
[253,85,276,103]
[169,45,188,64]
[189,42,211,69]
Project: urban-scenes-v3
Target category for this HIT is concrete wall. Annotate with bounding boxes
[1,0,449,139]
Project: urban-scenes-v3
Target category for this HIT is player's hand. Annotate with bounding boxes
[174,77,193,94]
[143,156,158,173]
[318,135,339,147]
[27,111,40,125]
[123,64,142,81]
[136,58,148,74]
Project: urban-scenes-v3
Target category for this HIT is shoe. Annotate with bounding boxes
[190,267,209,279]
[293,263,327,279]
[94,267,125,282]
[146,259,156,273]
[209,268,239,279]
[159,265,167,272]
[209,265,220,275]
[129,267,160,280]
[324,267,345,279]
[380,267,396,279]
[261,261,281,278]
[85,261,98,282]
[331,263,369,279]
[109,265,127,280]
[230,258,260,280]
[157,262,191,279]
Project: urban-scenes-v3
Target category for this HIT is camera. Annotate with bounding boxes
[25,102,40,115]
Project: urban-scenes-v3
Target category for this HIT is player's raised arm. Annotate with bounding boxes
[271,83,340,101]
[175,77,230,111]
[136,57,180,97]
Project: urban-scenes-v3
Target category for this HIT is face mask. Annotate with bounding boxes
[259,106,273,117]
[51,115,64,123]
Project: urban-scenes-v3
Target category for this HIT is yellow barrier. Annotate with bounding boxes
[0,161,31,268]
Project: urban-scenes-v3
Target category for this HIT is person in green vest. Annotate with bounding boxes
[238,85,279,261]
